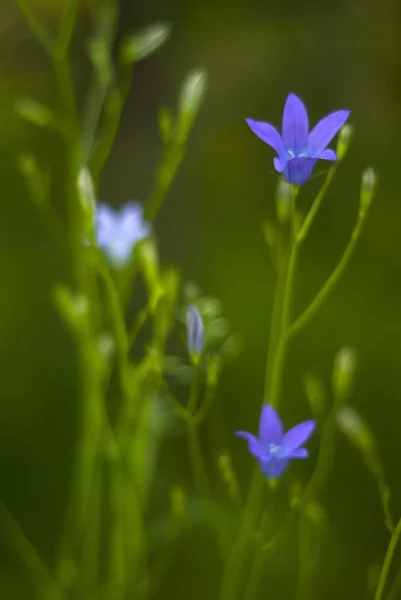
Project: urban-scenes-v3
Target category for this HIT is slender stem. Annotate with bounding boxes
[145,144,185,222]
[375,517,401,600]
[188,364,202,413]
[193,380,217,426]
[297,164,338,243]
[243,503,275,600]
[81,2,119,166]
[0,502,63,600]
[89,67,134,177]
[219,242,291,600]
[263,251,286,402]
[286,206,370,342]
[97,260,130,397]
[188,422,211,498]
[56,0,79,57]
[106,426,126,600]
[295,407,337,600]
[15,0,55,56]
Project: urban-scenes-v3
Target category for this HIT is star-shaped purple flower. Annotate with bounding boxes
[235,404,315,478]
[95,201,151,267]
[246,93,350,186]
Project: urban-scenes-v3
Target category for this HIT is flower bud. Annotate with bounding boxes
[360,167,377,214]
[332,346,357,403]
[177,69,208,143]
[78,168,96,241]
[336,124,354,160]
[186,305,204,363]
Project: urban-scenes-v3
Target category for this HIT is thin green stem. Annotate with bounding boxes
[145,144,185,222]
[219,244,291,600]
[81,2,119,166]
[193,381,217,426]
[106,426,126,600]
[16,0,55,57]
[0,502,63,600]
[286,206,370,342]
[297,164,338,243]
[295,407,337,600]
[89,67,134,177]
[56,0,79,57]
[375,517,401,600]
[97,260,130,397]
[188,364,202,413]
[188,423,211,498]
[263,251,285,402]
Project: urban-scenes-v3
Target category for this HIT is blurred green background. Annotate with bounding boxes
[1,0,401,598]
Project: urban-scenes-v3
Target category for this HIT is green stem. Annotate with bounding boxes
[297,164,338,243]
[219,243,292,600]
[375,517,401,600]
[15,0,56,56]
[188,364,202,413]
[81,2,119,166]
[106,426,126,600]
[145,144,185,222]
[0,502,63,600]
[56,0,79,57]
[286,205,370,343]
[188,422,211,498]
[295,407,337,600]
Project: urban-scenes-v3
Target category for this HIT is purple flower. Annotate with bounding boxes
[96,201,151,267]
[246,93,350,185]
[235,404,315,478]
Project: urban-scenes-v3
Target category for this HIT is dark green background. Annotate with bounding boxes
[1,0,401,598]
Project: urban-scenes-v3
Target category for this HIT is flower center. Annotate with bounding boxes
[262,443,286,460]
[287,149,307,159]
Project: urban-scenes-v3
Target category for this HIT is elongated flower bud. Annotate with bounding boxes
[186,305,204,362]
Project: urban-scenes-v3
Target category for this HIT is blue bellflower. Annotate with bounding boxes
[96,201,151,267]
[246,93,350,185]
[235,404,315,478]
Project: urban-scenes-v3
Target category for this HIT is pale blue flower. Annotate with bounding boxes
[95,201,151,267]
[246,93,350,185]
[235,404,315,478]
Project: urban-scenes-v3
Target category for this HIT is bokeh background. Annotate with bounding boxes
[1,0,401,598]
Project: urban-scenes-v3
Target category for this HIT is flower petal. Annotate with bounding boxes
[281,93,309,154]
[282,420,316,453]
[246,119,284,157]
[283,157,317,186]
[320,148,337,161]
[121,201,151,241]
[274,156,286,173]
[106,238,135,266]
[259,457,289,478]
[96,203,118,246]
[291,448,309,458]
[307,110,350,156]
[235,431,262,459]
[258,405,283,445]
